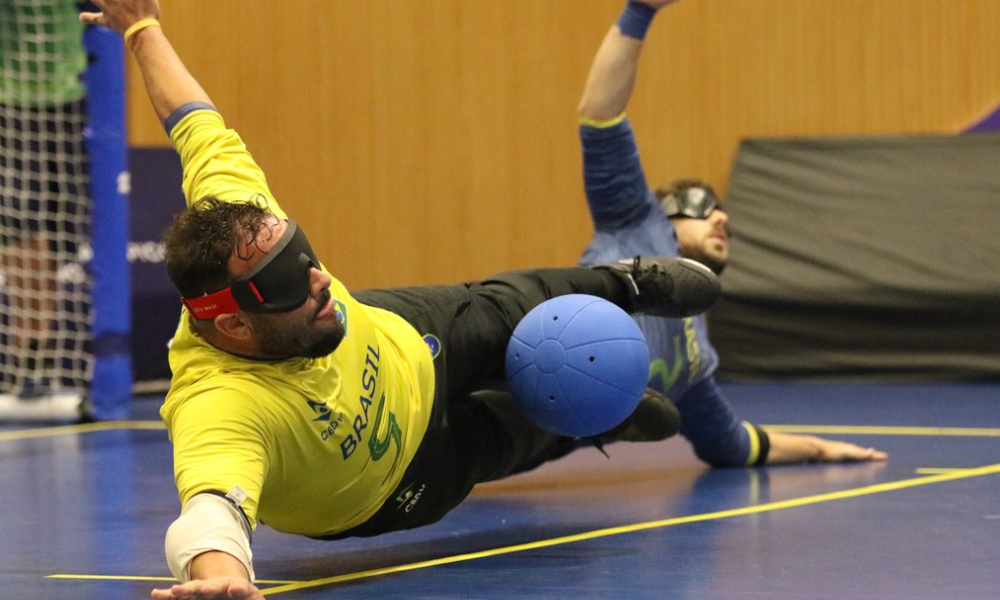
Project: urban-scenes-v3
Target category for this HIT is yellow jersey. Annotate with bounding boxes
[160,109,435,536]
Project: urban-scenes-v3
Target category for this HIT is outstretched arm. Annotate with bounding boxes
[674,379,888,467]
[578,0,680,122]
[80,3,259,599]
[147,490,261,600]
[79,0,213,122]
[576,1,684,234]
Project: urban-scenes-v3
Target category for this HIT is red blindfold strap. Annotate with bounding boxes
[181,284,259,320]
[179,219,309,319]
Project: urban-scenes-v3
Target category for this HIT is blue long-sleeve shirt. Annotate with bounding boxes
[578,117,765,467]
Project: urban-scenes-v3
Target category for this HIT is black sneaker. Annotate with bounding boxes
[596,255,720,318]
[589,388,681,455]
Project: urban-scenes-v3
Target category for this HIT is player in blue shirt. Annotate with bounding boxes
[577,0,888,466]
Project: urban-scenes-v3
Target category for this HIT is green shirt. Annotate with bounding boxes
[0,0,86,106]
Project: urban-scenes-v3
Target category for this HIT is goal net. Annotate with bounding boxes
[0,0,130,420]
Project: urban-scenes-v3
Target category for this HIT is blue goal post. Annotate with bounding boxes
[84,24,132,420]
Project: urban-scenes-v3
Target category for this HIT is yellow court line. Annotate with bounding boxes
[259,462,1000,596]
[0,420,165,442]
[915,468,969,475]
[44,464,1000,592]
[46,574,299,585]
[763,424,1000,437]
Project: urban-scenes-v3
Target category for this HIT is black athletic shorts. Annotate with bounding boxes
[316,267,632,539]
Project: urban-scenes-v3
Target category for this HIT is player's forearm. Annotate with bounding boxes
[579,1,668,122]
[189,550,252,581]
[764,432,822,464]
[165,493,256,582]
[128,27,214,123]
[577,27,643,122]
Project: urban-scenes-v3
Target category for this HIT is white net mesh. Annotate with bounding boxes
[0,0,92,400]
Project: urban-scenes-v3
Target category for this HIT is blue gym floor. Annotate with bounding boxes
[3,382,1000,599]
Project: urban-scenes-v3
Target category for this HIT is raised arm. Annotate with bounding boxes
[578,1,680,122]
[576,1,687,233]
[80,4,261,599]
[79,0,213,122]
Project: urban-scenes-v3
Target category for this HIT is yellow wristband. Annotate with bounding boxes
[579,112,628,129]
[124,18,161,48]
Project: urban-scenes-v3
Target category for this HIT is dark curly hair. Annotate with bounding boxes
[162,196,276,298]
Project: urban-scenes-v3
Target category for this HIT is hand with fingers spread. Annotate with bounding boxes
[78,0,160,35]
[150,577,264,600]
[765,432,888,465]
[150,551,261,600]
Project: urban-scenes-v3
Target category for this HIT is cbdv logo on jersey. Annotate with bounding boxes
[395,481,426,513]
[306,398,344,442]
[307,399,333,422]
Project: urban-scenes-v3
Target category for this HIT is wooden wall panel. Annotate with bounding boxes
[127,1,1000,290]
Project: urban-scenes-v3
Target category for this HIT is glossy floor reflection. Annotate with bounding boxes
[3,382,1000,599]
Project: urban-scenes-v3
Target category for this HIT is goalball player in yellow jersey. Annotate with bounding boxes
[81,1,721,598]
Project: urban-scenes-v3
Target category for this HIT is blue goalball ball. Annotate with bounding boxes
[505,294,650,437]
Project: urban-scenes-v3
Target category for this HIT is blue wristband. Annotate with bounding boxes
[617,1,658,40]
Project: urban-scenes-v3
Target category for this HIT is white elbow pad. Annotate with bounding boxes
[164,492,256,583]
